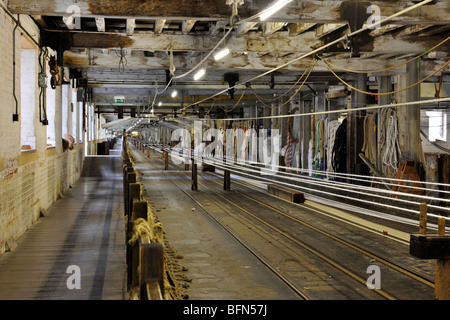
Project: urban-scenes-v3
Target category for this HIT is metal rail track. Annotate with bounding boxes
[205,172,436,290]
[131,144,435,300]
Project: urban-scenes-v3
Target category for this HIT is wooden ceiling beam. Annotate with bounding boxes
[154,19,166,34]
[64,50,410,74]
[8,0,449,24]
[95,17,105,32]
[57,29,448,57]
[182,20,197,34]
[126,19,135,35]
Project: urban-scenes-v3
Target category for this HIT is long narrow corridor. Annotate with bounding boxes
[0,150,126,299]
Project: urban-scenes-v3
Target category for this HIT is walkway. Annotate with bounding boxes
[0,150,126,299]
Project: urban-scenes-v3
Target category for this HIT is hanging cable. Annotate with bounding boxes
[172,27,234,80]
[181,0,434,111]
[320,56,450,96]
[251,59,317,109]
[12,15,20,121]
[250,58,317,103]
[209,97,450,122]
[321,35,450,74]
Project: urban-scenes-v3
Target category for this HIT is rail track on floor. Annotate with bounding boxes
[131,144,436,300]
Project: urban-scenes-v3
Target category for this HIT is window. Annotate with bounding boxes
[426,111,447,142]
[62,84,69,136]
[72,89,77,141]
[20,36,37,150]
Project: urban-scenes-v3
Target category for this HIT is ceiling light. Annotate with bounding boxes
[194,68,206,81]
[158,102,162,106]
[260,0,293,21]
[171,90,178,98]
[214,48,230,61]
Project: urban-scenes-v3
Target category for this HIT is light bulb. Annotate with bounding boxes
[194,68,206,80]
[260,0,293,21]
[214,48,230,61]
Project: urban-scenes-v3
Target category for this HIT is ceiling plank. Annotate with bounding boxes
[95,17,105,32]
[154,19,166,34]
[210,20,229,36]
[236,22,258,37]
[8,0,449,24]
[126,19,135,35]
[55,30,449,56]
[262,22,286,37]
[64,50,409,74]
[315,23,347,38]
[287,23,316,36]
[182,20,197,34]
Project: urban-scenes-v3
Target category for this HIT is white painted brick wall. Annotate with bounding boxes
[0,10,88,255]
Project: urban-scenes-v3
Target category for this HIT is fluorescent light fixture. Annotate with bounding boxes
[171,90,178,98]
[214,48,230,61]
[260,0,293,21]
[194,68,206,80]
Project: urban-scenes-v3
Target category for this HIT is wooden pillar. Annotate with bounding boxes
[224,169,230,191]
[139,241,164,300]
[191,157,198,191]
[397,60,421,165]
[164,151,169,170]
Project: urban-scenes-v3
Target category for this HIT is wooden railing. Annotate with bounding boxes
[122,135,164,300]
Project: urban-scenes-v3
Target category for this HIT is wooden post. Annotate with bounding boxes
[191,157,198,191]
[419,203,427,235]
[129,183,141,219]
[438,217,446,236]
[224,169,230,191]
[147,146,150,157]
[129,200,149,289]
[125,172,137,216]
[132,201,148,221]
[139,240,164,300]
[164,151,169,170]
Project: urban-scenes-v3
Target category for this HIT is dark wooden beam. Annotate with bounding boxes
[7,0,450,24]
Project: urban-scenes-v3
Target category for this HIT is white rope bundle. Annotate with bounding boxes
[382,115,401,170]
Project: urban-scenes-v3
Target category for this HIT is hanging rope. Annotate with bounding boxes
[319,56,450,96]
[251,59,317,109]
[382,113,401,171]
[117,41,128,75]
[320,36,450,74]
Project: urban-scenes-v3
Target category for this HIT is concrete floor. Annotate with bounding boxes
[0,153,127,300]
[132,147,299,300]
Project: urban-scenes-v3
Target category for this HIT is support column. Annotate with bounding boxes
[347,73,367,176]
[191,157,198,191]
[224,169,230,191]
[397,60,421,165]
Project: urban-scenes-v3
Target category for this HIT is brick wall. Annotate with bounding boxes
[0,8,87,255]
